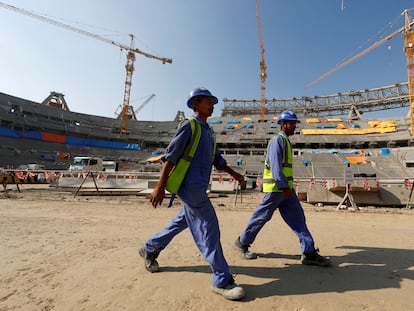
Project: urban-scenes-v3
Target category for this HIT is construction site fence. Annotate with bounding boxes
[2,168,414,191]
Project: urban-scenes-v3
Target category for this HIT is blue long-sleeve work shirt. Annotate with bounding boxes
[266,131,291,190]
[148,115,233,287]
[163,116,227,195]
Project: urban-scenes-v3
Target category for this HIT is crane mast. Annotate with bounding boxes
[0,1,172,134]
[404,10,414,135]
[120,35,137,133]
[255,0,267,123]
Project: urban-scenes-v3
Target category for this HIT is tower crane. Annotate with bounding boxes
[0,1,172,134]
[132,93,156,120]
[306,9,414,135]
[255,0,267,123]
[115,93,156,120]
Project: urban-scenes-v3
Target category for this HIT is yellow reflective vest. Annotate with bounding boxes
[166,117,216,194]
[262,134,294,192]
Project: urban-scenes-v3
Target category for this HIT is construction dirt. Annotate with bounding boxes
[1,185,414,310]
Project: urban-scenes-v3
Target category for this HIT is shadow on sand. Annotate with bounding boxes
[159,245,414,301]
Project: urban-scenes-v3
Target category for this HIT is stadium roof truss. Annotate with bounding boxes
[222,82,409,119]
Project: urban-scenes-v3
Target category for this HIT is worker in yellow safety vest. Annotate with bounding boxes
[233,110,331,267]
[139,87,246,300]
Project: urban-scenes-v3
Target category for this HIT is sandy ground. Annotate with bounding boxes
[1,185,414,311]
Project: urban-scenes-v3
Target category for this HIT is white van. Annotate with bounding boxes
[69,157,103,172]
[17,164,46,171]
[102,161,118,172]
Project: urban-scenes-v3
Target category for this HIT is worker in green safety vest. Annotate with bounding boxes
[233,110,331,267]
[139,87,246,300]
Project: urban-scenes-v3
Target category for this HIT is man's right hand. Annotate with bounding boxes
[149,184,165,208]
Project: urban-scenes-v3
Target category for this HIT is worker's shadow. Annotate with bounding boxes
[161,246,414,301]
[254,252,299,260]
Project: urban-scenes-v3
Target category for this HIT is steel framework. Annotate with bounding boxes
[222,82,409,119]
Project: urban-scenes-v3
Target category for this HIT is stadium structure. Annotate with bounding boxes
[1,82,414,207]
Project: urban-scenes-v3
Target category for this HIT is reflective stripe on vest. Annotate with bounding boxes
[262,134,294,192]
[166,118,216,194]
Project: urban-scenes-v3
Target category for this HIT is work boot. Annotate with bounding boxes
[233,237,257,259]
[301,248,331,267]
[211,277,245,300]
[139,246,160,273]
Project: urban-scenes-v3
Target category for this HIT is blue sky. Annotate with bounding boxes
[0,0,413,121]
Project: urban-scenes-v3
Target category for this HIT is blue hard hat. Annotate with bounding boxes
[186,87,218,109]
[277,110,301,124]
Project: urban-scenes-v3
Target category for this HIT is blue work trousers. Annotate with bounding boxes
[240,191,315,254]
[145,197,232,288]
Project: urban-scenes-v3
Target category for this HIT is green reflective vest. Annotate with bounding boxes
[262,134,294,192]
[165,117,216,194]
